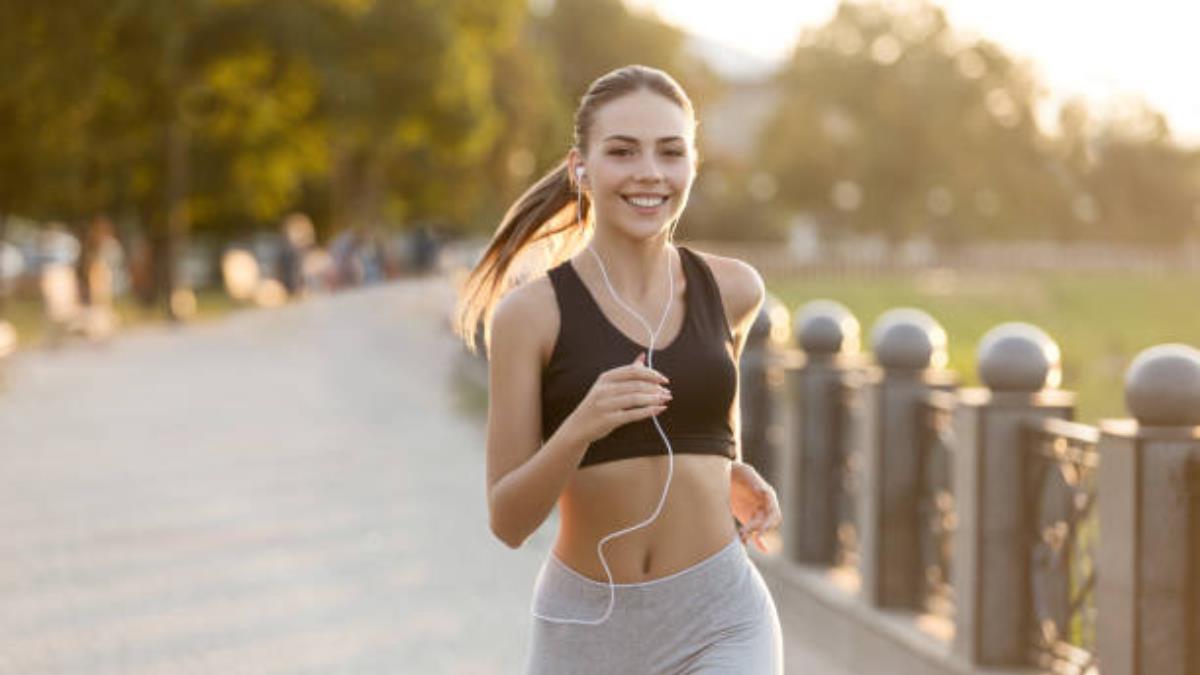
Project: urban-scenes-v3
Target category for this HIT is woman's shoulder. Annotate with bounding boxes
[490,273,559,359]
[686,247,765,329]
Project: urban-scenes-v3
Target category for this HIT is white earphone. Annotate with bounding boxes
[531,245,677,627]
[533,156,688,626]
[573,165,587,226]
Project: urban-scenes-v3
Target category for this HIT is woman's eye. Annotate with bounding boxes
[609,148,633,157]
[664,149,686,157]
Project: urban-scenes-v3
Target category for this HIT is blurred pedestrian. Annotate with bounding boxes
[329,226,364,290]
[39,223,82,345]
[278,212,316,298]
[76,215,123,339]
[410,225,439,275]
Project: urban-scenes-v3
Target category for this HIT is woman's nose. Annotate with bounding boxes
[632,155,665,181]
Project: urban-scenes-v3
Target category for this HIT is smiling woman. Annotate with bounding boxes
[454,65,784,674]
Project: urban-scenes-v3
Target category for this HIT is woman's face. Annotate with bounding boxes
[577,90,696,242]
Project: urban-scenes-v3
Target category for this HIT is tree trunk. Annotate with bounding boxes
[161,116,189,321]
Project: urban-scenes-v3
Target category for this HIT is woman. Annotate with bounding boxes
[455,65,784,674]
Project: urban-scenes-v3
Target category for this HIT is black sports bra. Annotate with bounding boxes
[540,245,738,468]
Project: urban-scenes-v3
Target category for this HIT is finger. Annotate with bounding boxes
[607,391,670,412]
[616,404,667,424]
[603,391,669,411]
[753,532,767,553]
[762,506,780,527]
[768,500,783,529]
[609,381,671,399]
[749,508,767,528]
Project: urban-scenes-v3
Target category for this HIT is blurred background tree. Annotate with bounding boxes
[760,1,1068,244]
[531,0,721,108]
[756,0,1199,245]
[1,0,1198,320]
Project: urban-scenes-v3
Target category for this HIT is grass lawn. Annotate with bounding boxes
[766,268,1200,425]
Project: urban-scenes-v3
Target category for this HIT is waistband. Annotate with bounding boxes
[547,534,743,591]
[533,535,747,619]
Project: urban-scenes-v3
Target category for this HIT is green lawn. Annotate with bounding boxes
[766,269,1200,425]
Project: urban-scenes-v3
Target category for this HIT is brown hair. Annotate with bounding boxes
[454,65,695,354]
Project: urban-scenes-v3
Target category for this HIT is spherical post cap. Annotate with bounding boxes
[794,299,860,355]
[870,307,947,370]
[1124,343,1200,426]
[749,294,791,345]
[977,322,1062,392]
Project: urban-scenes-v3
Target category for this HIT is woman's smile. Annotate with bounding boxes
[622,192,671,214]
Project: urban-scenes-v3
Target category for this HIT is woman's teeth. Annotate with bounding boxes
[624,195,668,208]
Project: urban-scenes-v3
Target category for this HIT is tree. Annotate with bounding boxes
[531,0,722,124]
[761,0,1070,243]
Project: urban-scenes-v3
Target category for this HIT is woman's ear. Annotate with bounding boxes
[567,150,586,189]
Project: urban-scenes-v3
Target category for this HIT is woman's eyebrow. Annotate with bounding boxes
[602,134,687,144]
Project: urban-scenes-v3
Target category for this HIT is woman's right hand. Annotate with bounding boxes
[564,352,672,445]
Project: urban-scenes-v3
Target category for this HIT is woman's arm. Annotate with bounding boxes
[698,252,767,463]
[697,252,782,550]
[484,281,587,549]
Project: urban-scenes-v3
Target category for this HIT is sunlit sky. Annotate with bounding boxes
[630,0,1200,145]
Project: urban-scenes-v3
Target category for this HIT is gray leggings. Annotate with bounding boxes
[526,536,783,674]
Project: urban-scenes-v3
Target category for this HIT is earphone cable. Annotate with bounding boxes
[531,242,676,626]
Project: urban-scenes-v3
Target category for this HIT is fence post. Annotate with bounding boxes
[786,299,861,565]
[951,322,1074,665]
[860,308,957,608]
[739,295,790,489]
[1097,344,1200,675]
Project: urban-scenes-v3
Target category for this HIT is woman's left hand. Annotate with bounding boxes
[730,462,782,553]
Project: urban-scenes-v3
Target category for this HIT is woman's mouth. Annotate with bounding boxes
[621,194,670,212]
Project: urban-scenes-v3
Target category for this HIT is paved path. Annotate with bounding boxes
[0,278,851,674]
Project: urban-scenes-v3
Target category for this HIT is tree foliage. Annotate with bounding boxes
[759,0,1200,244]
[1,0,1195,260]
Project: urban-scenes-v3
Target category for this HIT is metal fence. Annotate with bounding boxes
[1023,419,1100,675]
[917,389,958,622]
[833,374,865,573]
[738,302,1200,675]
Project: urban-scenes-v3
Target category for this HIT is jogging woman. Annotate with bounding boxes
[455,64,784,674]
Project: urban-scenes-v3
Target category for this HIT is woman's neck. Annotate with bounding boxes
[584,230,675,302]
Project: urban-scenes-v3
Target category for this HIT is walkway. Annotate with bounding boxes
[0,278,850,674]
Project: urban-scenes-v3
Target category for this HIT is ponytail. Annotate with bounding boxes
[453,159,591,354]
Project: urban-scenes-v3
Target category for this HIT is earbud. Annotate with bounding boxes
[575,165,586,181]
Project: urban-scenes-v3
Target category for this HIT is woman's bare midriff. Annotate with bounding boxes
[551,453,738,583]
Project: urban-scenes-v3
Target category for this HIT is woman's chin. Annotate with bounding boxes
[621,223,672,242]
[610,214,676,240]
